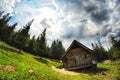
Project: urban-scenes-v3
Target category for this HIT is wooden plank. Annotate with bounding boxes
[65,64,93,70]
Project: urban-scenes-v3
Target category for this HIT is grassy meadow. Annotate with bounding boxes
[0,41,120,80]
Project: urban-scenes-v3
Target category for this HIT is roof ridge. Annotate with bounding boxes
[60,40,92,60]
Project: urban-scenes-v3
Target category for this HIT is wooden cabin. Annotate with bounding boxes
[60,40,96,70]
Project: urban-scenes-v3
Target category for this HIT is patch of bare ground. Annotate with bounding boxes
[51,66,79,75]
[104,76,116,80]
[106,69,117,73]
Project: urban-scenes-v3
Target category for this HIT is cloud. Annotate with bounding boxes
[62,20,98,40]
[1,0,120,49]
[115,31,120,39]
[52,0,120,49]
[0,0,21,14]
[40,18,51,28]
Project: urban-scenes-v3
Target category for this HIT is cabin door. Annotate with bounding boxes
[75,56,80,66]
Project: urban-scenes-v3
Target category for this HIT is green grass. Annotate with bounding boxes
[0,41,120,80]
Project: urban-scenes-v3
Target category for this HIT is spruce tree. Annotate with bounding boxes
[0,11,16,44]
[50,40,65,59]
[15,19,34,51]
[92,42,108,62]
[108,35,120,60]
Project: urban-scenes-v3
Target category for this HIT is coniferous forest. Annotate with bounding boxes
[0,11,65,59]
[1,0,120,79]
[0,10,120,80]
[1,11,120,61]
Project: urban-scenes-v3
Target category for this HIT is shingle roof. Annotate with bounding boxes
[60,40,92,60]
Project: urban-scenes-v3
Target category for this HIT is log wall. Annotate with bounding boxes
[63,48,92,68]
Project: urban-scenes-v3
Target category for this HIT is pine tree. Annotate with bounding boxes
[7,23,17,44]
[108,35,120,60]
[92,42,108,62]
[0,12,10,41]
[15,19,34,51]
[35,28,48,57]
[50,40,65,59]
[28,36,36,53]
[0,11,16,44]
[50,40,56,58]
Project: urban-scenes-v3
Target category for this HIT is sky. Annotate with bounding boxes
[0,0,120,50]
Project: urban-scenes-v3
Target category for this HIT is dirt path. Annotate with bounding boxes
[51,66,79,75]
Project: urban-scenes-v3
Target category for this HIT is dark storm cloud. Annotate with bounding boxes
[59,0,119,40]
[101,25,112,37]
[52,0,120,49]
[115,31,120,38]
[65,0,111,24]
[80,19,88,22]
[84,5,96,13]
[62,31,74,39]
[84,0,110,24]
[62,24,96,40]
[90,9,109,24]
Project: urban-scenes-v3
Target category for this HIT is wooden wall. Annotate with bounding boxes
[63,47,92,68]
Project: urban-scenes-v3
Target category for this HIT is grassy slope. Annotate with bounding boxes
[0,41,120,80]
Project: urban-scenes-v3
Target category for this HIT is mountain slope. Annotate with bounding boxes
[0,41,66,80]
[0,41,120,80]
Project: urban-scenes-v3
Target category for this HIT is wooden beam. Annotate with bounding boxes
[65,64,94,70]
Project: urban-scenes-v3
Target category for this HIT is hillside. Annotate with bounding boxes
[0,41,120,80]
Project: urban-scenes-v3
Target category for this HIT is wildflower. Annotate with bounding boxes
[29,69,34,74]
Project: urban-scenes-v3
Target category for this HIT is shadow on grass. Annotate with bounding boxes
[117,77,120,80]
[0,45,22,54]
[69,67,109,75]
[34,57,49,64]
